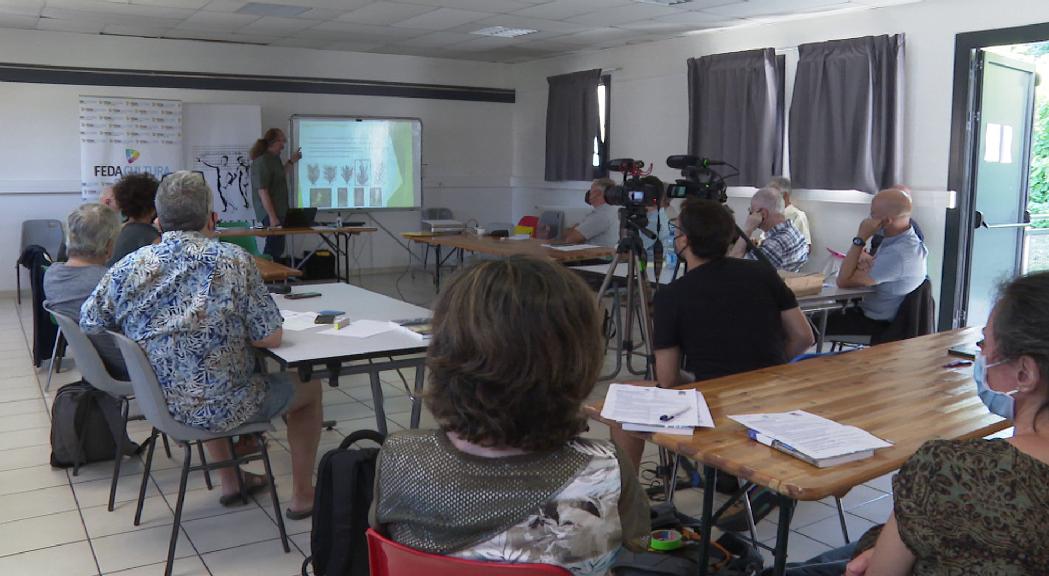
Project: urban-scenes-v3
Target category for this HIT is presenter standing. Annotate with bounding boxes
[249,128,301,259]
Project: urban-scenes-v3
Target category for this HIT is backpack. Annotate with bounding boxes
[50,381,139,469]
[303,429,385,576]
[612,502,764,576]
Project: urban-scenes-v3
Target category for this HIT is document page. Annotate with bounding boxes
[730,411,892,459]
[319,319,399,338]
[601,384,714,428]
[281,310,319,331]
[543,243,601,252]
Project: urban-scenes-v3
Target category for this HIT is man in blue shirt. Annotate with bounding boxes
[827,187,928,336]
[82,171,322,518]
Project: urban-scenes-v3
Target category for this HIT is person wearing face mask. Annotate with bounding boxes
[826,188,927,337]
[728,187,808,272]
[563,178,621,247]
[611,199,814,471]
[773,271,1049,576]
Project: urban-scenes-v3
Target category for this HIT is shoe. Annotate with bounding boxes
[714,487,778,532]
[286,507,314,520]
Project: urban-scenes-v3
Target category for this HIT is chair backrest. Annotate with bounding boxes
[44,304,133,399]
[218,220,263,257]
[365,529,571,576]
[535,211,564,241]
[873,277,935,345]
[21,220,65,262]
[421,207,453,222]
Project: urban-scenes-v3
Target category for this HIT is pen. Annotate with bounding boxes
[943,360,972,368]
[660,406,690,422]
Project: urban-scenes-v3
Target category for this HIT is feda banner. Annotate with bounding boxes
[79,96,182,201]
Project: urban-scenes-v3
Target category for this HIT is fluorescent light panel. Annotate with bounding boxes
[470,26,538,38]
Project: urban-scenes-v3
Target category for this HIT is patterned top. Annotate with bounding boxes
[894,439,1049,575]
[81,231,283,432]
[373,430,650,576]
[750,220,808,272]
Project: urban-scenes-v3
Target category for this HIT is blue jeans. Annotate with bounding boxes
[261,215,285,259]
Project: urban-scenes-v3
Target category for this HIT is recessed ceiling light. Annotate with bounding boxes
[470,26,538,38]
[634,0,693,5]
[235,2,309,17]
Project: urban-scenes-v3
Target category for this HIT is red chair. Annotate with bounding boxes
[366,529,572,576]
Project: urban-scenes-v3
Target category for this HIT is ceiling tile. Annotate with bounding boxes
[339,2,437,25]
[296,7,345,20]
[448,35,518,51]
[102,23,174,37]
[324,39,385,51]
[237,15,315,34]
[267,35,333,48]
[41,6,184,26]
[391,7,489,30]
[404,0,533,13]
[650,10,744,26]
[176,10,259,30]
[564,2,684,26]
[0,11,35,27]
[448,14,588,34]
[308,20,429,40]
[0,0,43,16]
[130,0,211,9]
[615,19,706,34]
[200,0,247,12]
[511,0,633,20]
[397,30,476,47]
[702,0,850,18]
[36,16,104,32]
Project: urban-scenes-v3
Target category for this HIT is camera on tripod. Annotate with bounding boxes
[601,158,663,210]
[665,154,729,204]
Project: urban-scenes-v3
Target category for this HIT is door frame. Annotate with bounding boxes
[942,22,1049,330]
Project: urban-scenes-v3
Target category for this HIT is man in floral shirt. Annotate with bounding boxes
[82,171,322,518]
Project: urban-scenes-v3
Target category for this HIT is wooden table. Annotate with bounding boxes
[217,226,376,283]
[585,328,1009,575]
[403,232,614,291]
[252,256,302,283]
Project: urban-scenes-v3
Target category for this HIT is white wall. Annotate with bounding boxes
[510,0,1049,304]
[0,28,515,292]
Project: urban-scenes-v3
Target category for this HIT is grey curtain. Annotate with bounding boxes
[545,69,601,182]
[687,49,779,187]
[789,34,905,193]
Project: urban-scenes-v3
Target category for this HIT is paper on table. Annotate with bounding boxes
[319,319,399,338]
[729,411,892,459]
[600,384,714,428]
[280,310,319,331]
[543,243,601,252]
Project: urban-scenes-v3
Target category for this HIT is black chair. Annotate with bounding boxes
[871,277,935,345]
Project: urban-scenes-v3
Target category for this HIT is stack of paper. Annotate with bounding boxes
[319,319,399,338]
[280,310,319,331]
[729,411,893,468]
[600,384,715,436]
[543,243,601,252]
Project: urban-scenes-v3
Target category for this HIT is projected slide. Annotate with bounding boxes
[291,116,421,210]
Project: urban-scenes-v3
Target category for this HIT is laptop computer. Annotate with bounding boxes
[283,208,317,228]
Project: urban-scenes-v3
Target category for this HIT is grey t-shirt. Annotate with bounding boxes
[574,204,620,246]
[107,222,160,267]
[43,263,127,379]
[861,226,928,321]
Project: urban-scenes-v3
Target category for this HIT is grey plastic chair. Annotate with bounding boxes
[17,220,64,304]
[108,330,289,576]
[536,210,564,240]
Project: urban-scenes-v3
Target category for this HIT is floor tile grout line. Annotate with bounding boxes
[147,443,216,576]
[65,468,106,576]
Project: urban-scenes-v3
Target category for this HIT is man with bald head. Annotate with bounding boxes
[729,187,808,272]
[828,187,928,336]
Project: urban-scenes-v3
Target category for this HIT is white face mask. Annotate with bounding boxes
[973,351,1016,420]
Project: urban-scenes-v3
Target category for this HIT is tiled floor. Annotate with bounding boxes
[0,270,902,575]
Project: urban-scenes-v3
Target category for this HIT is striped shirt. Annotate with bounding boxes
[750,220,808,272]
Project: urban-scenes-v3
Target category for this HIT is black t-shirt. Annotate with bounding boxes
[653,257,799,381]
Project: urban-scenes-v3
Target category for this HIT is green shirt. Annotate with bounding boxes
[250,153,289,223]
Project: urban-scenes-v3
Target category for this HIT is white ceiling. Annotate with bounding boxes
[0,0,921,63]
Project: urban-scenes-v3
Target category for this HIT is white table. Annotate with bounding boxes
[268,283,431,435]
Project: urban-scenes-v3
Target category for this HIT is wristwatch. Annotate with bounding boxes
[852,236,866,247]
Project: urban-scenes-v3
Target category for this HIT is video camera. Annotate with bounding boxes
[664,155,730,204]
[601,158,663,210]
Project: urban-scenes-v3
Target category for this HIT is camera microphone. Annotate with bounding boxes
[666,155,727,170]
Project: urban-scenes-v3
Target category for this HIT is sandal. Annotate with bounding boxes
[219,472,271,507]
[286,507,314,520]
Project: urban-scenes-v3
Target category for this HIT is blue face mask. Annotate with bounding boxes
[973,352,1015,420]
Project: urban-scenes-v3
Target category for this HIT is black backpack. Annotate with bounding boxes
[50,381,139,469]
[303,429,385,576]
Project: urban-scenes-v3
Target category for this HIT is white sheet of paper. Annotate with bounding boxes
[600,384,714,428]
[280,310,319,331]
[319,319,399,338]
[543,243,601,252]
[729,411,892,459]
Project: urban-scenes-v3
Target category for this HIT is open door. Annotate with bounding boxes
[961,50,1036,328]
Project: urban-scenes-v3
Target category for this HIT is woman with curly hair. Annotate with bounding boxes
[371,255,649,575]
[107,172,160,266]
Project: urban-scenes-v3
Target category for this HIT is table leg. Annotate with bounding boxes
[773,495,796,575]
[698,465,716,576]
[434,245,442,293]
[409,360,425,429]
[816,309,829,353]
[368,369,389,436]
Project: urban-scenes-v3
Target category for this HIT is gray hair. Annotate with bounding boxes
[156,171,213,232]
[767,176,792,195]
[67,203,120,260]
[751,187,786,215]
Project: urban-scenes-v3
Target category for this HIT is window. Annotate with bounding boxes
[592,74,611,177]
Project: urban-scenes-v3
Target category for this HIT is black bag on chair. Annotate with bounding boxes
[304,429,385,576]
